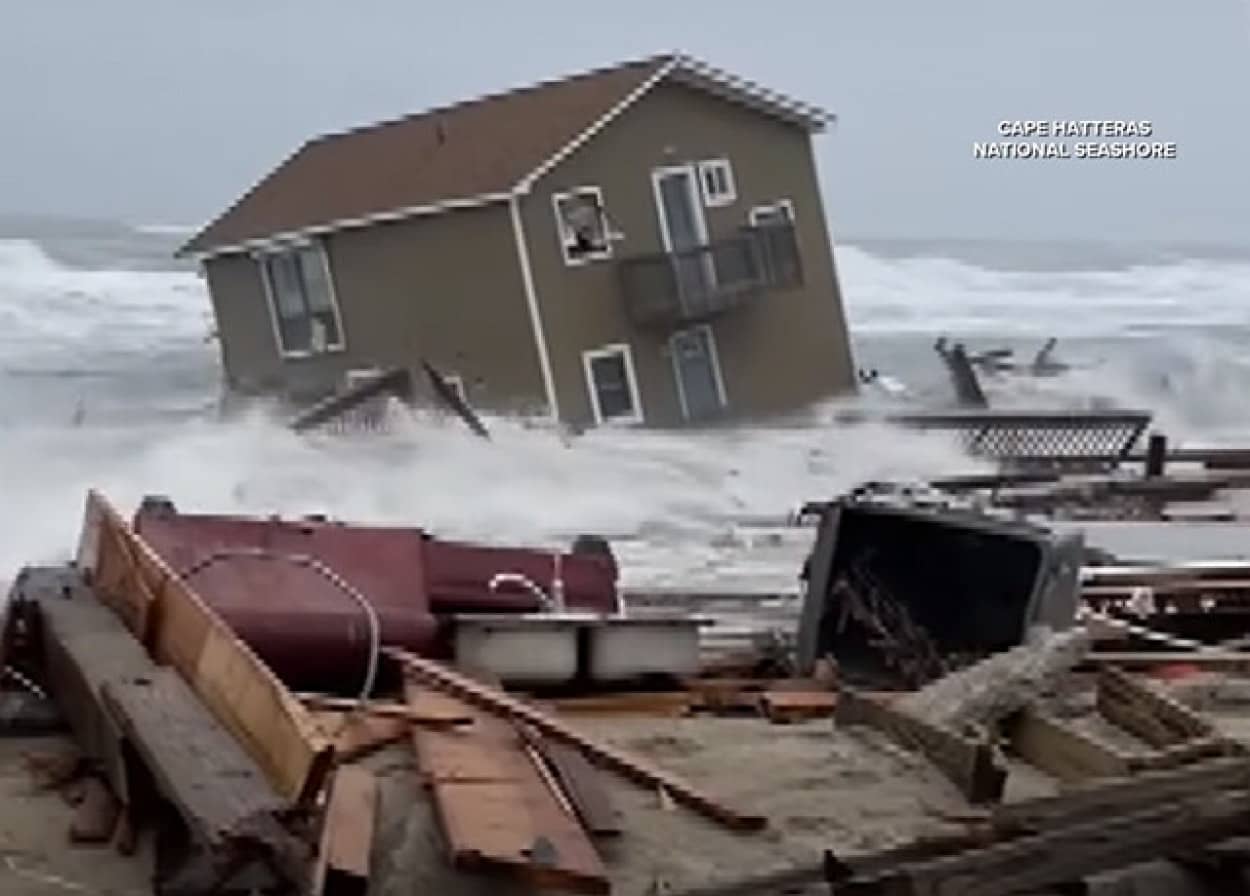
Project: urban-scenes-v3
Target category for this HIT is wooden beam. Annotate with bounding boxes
[299,694,472,727]
[404,681,609,894]
[312,766,377,896]
[75,490,333,805]
[842,788,1250,894]
[1003,706,1133,783]
[387,648,767,831]
[759,690,838,724]
[519,726,622,838]
[1097,665,1224,749]
[836,686,1006,805]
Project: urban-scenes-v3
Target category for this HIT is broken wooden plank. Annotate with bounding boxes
[759,690,838,724]
[313,765,376,896]
[17,566,155,807]
[404,681,609,894]
[100,670,291,847]
[299,694,472,727]
[840,787,1250,895]
[388,647,768,831]
[1085,651,1250,672]
[1003,706,1133,783]
[1097,665,1224,749]
[992,755,1250,835]
[75,489,333,804]
[837,686,1006,805]
[520,726,622,838]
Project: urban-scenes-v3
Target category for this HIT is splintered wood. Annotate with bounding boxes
[75,489,333,804]
[404,681,609,894]
[387,647,768,832]
[313,765,377,896]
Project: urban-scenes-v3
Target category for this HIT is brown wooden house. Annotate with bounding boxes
[180,53,858,427]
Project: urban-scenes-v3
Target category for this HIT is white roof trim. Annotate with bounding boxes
[668,54,834,130]
[515,58,680,194]
[186,190,515,260]
[514,53,832,195]
[189,54,833,258]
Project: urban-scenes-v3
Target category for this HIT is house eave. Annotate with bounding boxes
[181,189,517,261]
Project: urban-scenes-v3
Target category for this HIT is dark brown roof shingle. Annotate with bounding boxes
[181,55,671,255]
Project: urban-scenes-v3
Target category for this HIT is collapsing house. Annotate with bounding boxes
[179,53,857,428]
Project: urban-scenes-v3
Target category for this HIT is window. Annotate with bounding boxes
[697,159,737,207]
[552,186,613,265]
[581,343,643,425]
[259,242,344,356]
[748,199,796,227]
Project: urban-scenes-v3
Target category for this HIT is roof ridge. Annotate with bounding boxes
[309,53,674,148]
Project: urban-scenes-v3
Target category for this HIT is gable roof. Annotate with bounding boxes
[180,53,833,258]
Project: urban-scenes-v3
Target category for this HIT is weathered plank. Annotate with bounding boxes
[17,566,154,805]
[388,647,767,831]
[75,489,333,804]
[405,681,609,894]
[759,690,838,724]
[100,669,288,848]
[299,694,472,727]
[841,788,1250,895]
[992,756,1250,835]
[312,765,376,896]
[1003,706,1132,783]
[1097,665,1224,749]
[520,726,622,838]
[837,686,1007,805]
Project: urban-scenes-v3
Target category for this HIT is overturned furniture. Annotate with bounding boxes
[796,498,1084,685]
[132,497,628,693]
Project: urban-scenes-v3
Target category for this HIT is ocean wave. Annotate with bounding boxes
[2,230,1250,586]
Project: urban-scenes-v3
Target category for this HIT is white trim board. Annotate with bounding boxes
[582,342,644,425]
[510,196,561,422]
[670,323,728,421]
[189,191,516,260]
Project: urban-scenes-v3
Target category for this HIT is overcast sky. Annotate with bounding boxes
[2,0,1248,241]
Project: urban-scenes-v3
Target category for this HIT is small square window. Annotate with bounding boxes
[749,199,796,227]
[697,159,736,207]
[553,187,613,265]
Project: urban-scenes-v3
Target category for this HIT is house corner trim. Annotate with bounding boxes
[509,194,561,421]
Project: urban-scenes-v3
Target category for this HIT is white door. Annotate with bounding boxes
[652,166,715,309]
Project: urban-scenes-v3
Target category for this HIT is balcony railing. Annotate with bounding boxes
[617,223,803,328]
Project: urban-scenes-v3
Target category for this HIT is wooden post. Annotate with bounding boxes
[1145,433,1168,479]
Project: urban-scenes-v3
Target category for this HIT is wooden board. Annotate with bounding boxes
[850,788,1250,895]
[837,686,1006,805]
[759,691,838,724]
[405,682,608,894]
[299,694,472,727]
[1097,665,1223,749]
[75,490,333,804]
[521,728,622,838]
[1003,706,1133,783]
[313,765,376,896]
[101,669,288,848]
[20,565,156,805]
[389,648,767,831]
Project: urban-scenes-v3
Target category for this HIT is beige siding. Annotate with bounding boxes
[522,80,856,427]
[206,204,546,411]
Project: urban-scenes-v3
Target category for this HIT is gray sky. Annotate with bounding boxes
[2,0,1248,241]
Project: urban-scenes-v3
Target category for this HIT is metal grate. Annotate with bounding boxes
[892,410,1151,469]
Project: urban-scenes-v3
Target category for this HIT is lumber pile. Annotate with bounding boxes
[0,490,777,895]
